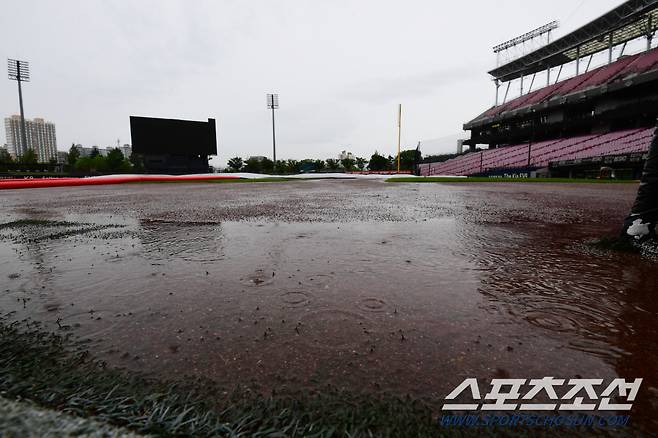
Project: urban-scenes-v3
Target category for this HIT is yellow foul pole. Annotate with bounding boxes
[397,104,402,173]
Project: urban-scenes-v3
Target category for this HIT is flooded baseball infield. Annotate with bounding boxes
[1,179,657,430]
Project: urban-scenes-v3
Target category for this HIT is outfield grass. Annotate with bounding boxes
[387,177,639,184]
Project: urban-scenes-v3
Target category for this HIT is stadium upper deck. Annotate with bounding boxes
[464,0,658,148]
[423,1,658,177]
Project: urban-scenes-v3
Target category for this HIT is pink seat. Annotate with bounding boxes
[424,127,654,176]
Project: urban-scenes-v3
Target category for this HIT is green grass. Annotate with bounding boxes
[0,315,611,436]
[387,176,639,184]
[0,315,441,437]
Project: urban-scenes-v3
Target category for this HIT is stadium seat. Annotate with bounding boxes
[424,127,653,176]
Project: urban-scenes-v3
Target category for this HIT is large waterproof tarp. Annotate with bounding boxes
[0,174,240,190]
[0,172,428,190]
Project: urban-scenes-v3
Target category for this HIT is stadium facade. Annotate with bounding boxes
[420,0,658,179]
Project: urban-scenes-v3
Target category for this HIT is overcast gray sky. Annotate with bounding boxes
[1,0,623,165]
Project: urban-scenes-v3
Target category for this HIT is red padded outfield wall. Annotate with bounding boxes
[0,174,241,190]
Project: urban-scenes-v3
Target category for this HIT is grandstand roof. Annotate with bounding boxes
[489,0,658,82]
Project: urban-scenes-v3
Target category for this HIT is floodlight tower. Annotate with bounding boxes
[267,93,279,169]
[7,59,30,155]
[491,21,559,104]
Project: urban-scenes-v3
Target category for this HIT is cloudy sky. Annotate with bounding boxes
[1,0,623,166]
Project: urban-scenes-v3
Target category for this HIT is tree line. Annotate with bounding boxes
[226,149,421,174]
[1,145,425,175]
[0,144,143,174]
[64,144,142,174]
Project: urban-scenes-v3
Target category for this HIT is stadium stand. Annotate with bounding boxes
[471,47,658,123]
[419,127,654,176]
[421,1,658,178]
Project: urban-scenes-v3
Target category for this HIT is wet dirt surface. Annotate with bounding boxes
[1,179,657,431]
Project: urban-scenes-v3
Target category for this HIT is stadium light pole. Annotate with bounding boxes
[7,59,30,155]
[267,93,279,172]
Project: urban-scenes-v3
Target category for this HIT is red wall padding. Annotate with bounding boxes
[0,174,241,190]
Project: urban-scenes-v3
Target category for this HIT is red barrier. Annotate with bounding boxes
[0,174,241,190]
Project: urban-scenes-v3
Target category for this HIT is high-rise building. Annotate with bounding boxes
[4,115,57,162]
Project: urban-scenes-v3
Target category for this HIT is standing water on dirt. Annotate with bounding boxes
[1,179,657,431]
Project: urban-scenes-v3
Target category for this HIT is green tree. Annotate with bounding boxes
[227,157,243,172]
[299,159,317,173]
[0,149,13,164]
[313,159,326,171]
[90,147,101,158]
[261,157,274,174]
[129,153,144,172]
[243,157,263,173]
[340,157,355,171]
[355,157,367,171]
[368,152,391,171]
[19,149,38,164]
[286,159,301,174]
[398,149,420,171]
[106,148,125,172]
[274,160,286,174]
[0,149,13,171]
[75,155,107,174]
[68,144,80,167]
[325,158,340,171]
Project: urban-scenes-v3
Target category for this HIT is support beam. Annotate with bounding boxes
[554,64,563,85]
[528,73,536,93]
[520,75,524,95]
[648,14,654,51]
[494,79,500,106]
[576,46,580,75]
[608,32,614,64]
[503,81,511,104]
